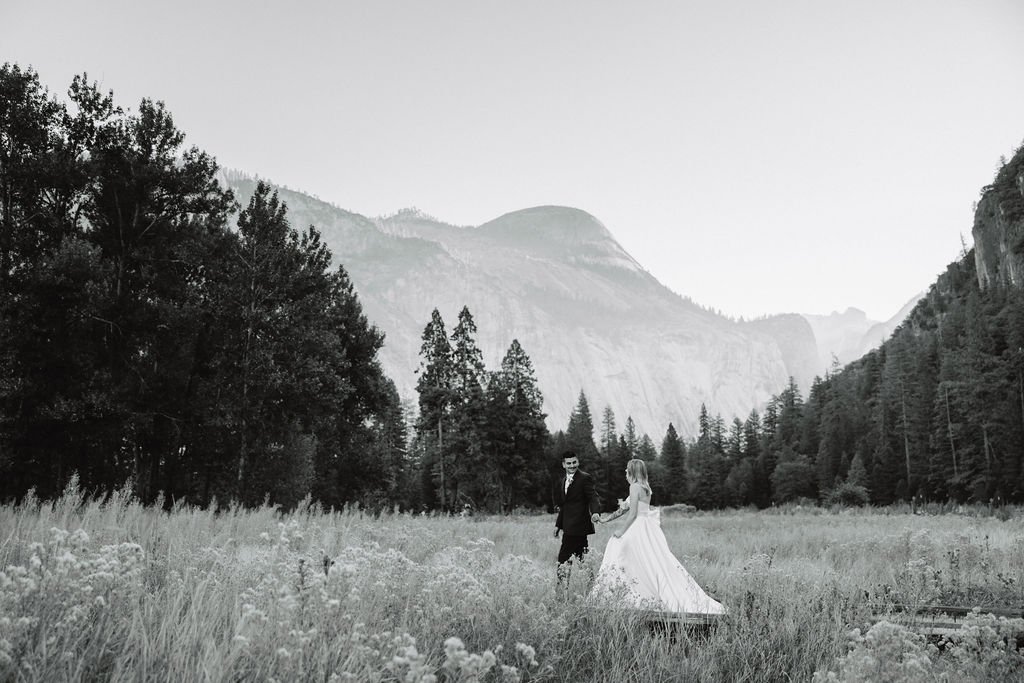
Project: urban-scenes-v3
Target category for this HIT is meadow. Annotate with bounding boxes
[2,482,1024,682]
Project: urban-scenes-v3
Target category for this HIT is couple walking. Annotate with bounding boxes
[553,451,725,615]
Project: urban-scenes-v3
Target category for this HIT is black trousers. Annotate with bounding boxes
[558,534,589,565]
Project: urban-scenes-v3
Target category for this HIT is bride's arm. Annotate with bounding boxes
[599,499,628,524]
[614,484,641,538]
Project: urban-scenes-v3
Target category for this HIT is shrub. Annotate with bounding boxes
[826,482,870,508]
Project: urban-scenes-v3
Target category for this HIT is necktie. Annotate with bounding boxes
[564,476,573,493]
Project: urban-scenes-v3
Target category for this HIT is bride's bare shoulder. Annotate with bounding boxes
[628,482,642,492]
[630,482,651,500]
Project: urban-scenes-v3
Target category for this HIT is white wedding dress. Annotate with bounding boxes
[592,501,726,615]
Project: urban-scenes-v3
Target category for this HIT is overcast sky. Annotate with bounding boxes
[5,0,1024,320]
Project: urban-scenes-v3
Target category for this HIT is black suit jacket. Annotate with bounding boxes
[553,470,602,536]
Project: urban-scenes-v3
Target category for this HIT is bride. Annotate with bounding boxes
[592,458,726,615]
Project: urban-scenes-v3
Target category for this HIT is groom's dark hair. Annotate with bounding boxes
[561,450,578,462]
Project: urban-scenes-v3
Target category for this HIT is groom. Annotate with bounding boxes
[552,451,602,590]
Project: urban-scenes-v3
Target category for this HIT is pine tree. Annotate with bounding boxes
[637,434,658,461]
[485,339,549,511]
[566,390,600,469]
[448,306,489,508]
[773,377,804,453]
[623,416,640,460]
[660,423,687,504]
[599,406,617,461]
[598,405,618,502]
[743,410,761,461]
[727,418,744,459]
[373,378,408,503]
[416,309,454,510]
[710,414,726,455]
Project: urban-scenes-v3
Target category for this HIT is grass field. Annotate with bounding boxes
[2,482,1024,682]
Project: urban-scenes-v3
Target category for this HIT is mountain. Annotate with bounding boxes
[223,172,868,439]
[801,295,924,370]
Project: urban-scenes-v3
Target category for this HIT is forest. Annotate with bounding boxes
[3,63,1023,512]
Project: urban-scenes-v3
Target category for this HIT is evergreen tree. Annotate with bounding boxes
[372,378,408,503]
[415,309,454,510]
[447,306,488,508]
[800,376,824,460]
[622,416,640,460]
[566,390,601,470]
[314,264,391,508]
[637,434,658,461]
[599,405,617,461]
[773,377,804,453]
[485,339,549,511]
[659,423,687,504]
[598,405,618,502]
[743,410,762,463]
[710,414,726,455]
[727,418,744,459]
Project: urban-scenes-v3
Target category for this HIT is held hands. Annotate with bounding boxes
[590,513,601,524]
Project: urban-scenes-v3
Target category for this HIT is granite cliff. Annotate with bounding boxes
[973,147,1024,291]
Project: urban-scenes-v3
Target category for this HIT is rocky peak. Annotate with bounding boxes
[479,205,611,244]
[478,206,645,274]
[973,146,1024,290]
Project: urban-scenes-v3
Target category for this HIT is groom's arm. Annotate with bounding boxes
[583,473,601,523]
[552,481,563,535]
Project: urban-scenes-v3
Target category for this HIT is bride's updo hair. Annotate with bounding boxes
[626,458,652,495]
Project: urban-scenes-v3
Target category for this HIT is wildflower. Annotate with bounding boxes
[500,664,520,682]
[515,642,538,667]
[812,621,936,682]
[69,529,90,547]
[444,637,465,661]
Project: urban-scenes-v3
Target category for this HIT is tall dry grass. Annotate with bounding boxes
[2,480,1023,682]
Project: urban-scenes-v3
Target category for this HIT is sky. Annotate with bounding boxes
[4,0,1024,321]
